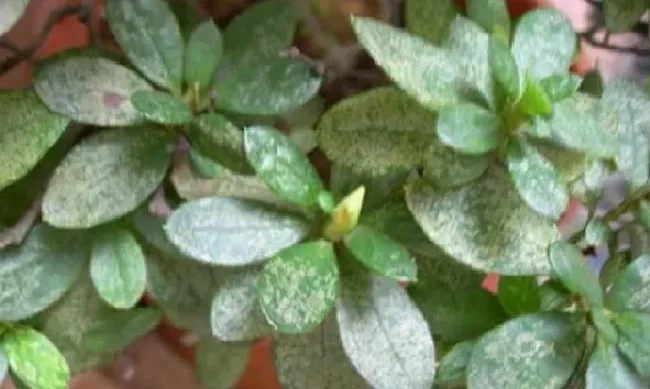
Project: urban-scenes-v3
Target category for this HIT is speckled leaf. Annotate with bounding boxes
[196,338,250,389]
[518,75,553,117]
[273,316,373,389]
[3,327,69,389]
[586,337,646,389]
[343,225,416,282]
[218,57,322,116]
[106,0,184,91]
[613,312,650,377]
[258,241,339,333]
[34,56,153,126]
[42,127,172,229]
[549,241,604,306]
[0,224,86,322]
[406,167,558,275]
[436,340,476,384]
[604,0,650,32]
[531,138,589,183]
[489,38,521,103]
[82,307,162,353]
[187,113,252,174]
[131,90,192,125]
[467,312,584,389]
[408,253,508,341]
[0,0,29,35]
[90,226,147,310]
[467,0,510,37]
[585,218,611,246]
[245,126,324,208]
[498,276,542,317]
[437,102,503,155]
[185,21,222,90]
[211,268,272,341]
[605,254,650,312]
[329,164,408,210]
[540,74,582,102]
[422,139,491,189]
[506,137,569,220]
[404,0,457,44]
[0,90,70,191]
[337,271,435,389]
[317,87,437,177]
[165,197,309,266]
[511,9,576,81]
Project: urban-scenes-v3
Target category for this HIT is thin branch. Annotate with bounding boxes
[578,30,650,56]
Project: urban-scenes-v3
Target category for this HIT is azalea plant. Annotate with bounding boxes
[1,0,650,389]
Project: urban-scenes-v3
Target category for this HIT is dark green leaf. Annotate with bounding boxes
[613,312,650,377]
[82,307,162,353]
[422,138,491,189]
[489,37,521,103]
[511,9,577,81]
[90,225,147,309]
[605,254,650,312]
[337,272,435,389]
[639,200,650,231]
[549,241,604,306]
[498,276,542,317]
[106,0,184,91]
[185,20,222,90]
[467,0,510,37]
[628,223,650,262]
[0,0,29,35]
[586,337,646,389]
[0,90,70,191]
[34,56,153,126]
[245,126,324,208]
[343,225,416,281]
[585,218,611,246]
[329,164,408,210]
[506,137,569,220]
[604,0,650,32]
[218,57,321,115]
[169,1,202,40]
[165,197,310,266]
[42,127,172,229]
[540,74,582,102]
[3,327,69,389]
[517,75,553,117]
[467,313,584,389]
[131,90,192,125]
[437,103,502,155]
[436,340,476,384]
[0,225,86,321]
[404,0,457,44]
[129,207,192,261]
[406,167,558,275]
[581,68,604,97]
[538,280,572,311]
[591,308,618,344]
[258,241,339,333]
[195,338,250,389]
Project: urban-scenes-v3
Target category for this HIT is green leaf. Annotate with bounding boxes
[581,68,604,97]
[467,0,510,37]
[586,337,646,389]
[489,38,521,103]
[274,316,372,389]
[0,350,7,384]
[613,312,650,377]
[422,139,491,189]
[468,313,584,389]
[169,1,202,40]
[436,340,475,385]
[42,127,172,229]
[437,102,503,155]
[605,254,650,312]
[0,0,29,35]
[540,74,582,102]
[131,90,192,125]
[498,276,542,317]
[3,327,69,389]
[404,0,457,44]
[90,225,147,309]
[549,241,604,306]
[518,75,553,117]
[337,272,435,389]
[258,241,339,333]
[34,56,153,126]
[187,113,252,174]
[591,308,618,344]
[82,307,162,353]
[343,225,416,281]
[506,137,569,220]
[639,200,650,232]
[165,197,310,266]
[245,126,324,208]
[604,0,650,32]
[406,167,558,275]
[106,0,184,91]
[210,268,273,342]
[0,90,70,191]
[585,218,611,246]
[329,163,408,210]
[129,207,192,261]
[185,20,222,90]
[0,225,86,321]
[511,9,576,81]
[218,57,321,115]
[195,338,250,389]
[408,252,508,341]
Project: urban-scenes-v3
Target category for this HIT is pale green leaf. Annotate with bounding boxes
[106,0,184,91]
[436,340,475,384]
[42,127,172,229]
[406,167,558,275]
[185,20,222,90]
[585,218,611,246]
[422,138,491,189]
[404,0,457,44]
[549,241,604,306]
[614,312,650,377]
[90,225,147,309]
[196,338,250,389]
[638,200,650,232]
[34,56,153,126]
[591,308,618,344]
[489,37,521,103]
[604,0,650,32]
[131,90,192,125]
[0,90,70,191]
[540,74,582,102]
[129,207,192,261]
[437,102,503,155]
[0,351,7,384]
[517,75,553,117]
[82,307,162,353]
[258,241,339,333]
[586,337,646,389]
[467,0,510,37]
[0,0,29,35]
[165,197,309,266]
[498,276,542,317]
[605,254,650,312]
[530,138,589,184]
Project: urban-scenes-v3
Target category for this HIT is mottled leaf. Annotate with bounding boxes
[185,20,222,90]
[436,340,475,384]
[34,56,152,126]
[165,197,310,266]
[42,127,172,229]
[82,307,162,353]
[605,254,650,312]
[586,337,646,389]
[258,241,339,333]
[0,0,29,35]
[422,138,491,189]
[498,276,542,317]
[329,164,408,210]
[585,218,611,246]
[437,102,503,155]
[604,0,650,32]
[549,242,604,306]
[540,74,582,102]
[131,90,192,125]
[404,0,457,44]
[106,0,184,91]
[196,338,251,389]
[489,37,521,103]
[467,0,510,37]
[613,312,650,377]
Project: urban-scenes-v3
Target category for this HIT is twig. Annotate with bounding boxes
[578,30,650,56]
[0,194,43,249]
